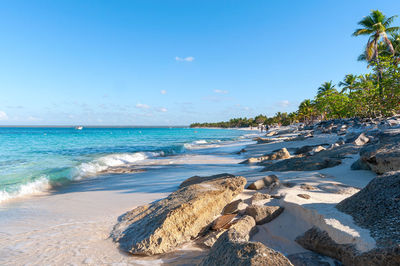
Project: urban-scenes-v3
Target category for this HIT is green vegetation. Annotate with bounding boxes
[190,10,400,128]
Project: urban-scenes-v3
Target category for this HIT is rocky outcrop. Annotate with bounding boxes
[247,175,280,190]
[241,148,290,164]
[296,227,400,266]
[354,133,370,146]
[359,130,400,174]
[297,194,311,199]
[245,205,284,225]
[111,175,246,255]
[250,192,271,204]
[262,144,359,171]
[200,216,293,266]
[179,173,235,188]
[336,171,400,247]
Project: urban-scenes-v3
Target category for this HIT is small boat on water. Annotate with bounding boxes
[75,126,83,130]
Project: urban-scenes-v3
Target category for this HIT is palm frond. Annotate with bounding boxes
[383,15,398,27]
[353,28,373,36]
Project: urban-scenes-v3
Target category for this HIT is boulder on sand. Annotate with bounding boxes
[296,227,400,266]
[111,175,246,255]
[359,130,400,174]
[336,171,400,247]
[200,216,293,266]
[245,205,284,225]
[179,173,235,188]
[262,144,359,172]
[241,148,290,164]
[247,175,280,190]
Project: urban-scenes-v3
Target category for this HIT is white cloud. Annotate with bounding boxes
[214,89,228,94]
[159,107,168,112]
[0,111,8,120]
[175,56,194,62]
[278,100,290,108]
[160,90,167,95]
[27,116,42,121]
[136,103,150,109]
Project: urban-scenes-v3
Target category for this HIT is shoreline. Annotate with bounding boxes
[1,121,396,265]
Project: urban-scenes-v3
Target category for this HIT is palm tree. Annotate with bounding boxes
[339,74,357,93]
[317,81,335,95]
[353,10,399,61]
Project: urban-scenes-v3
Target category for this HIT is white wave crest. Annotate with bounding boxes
[0,176,50,203]
[76,152,159,179]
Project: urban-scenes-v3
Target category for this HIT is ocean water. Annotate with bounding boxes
[0,127,252,203]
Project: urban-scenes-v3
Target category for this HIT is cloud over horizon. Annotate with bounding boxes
[214,89,228,94]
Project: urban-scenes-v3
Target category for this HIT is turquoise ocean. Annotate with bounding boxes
[0,127,254,203]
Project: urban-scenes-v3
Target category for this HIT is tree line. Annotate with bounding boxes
[190,10,400,128]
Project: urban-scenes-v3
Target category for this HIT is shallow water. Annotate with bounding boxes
[0,127,253,203]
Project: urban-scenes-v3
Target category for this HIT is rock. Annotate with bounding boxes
[250,192,271,204]
[111,176,246,255]
[295,227,357,265]
[247,175,280,190]
[254,137,274,144]
[241,148,290,164]
[354,133,369,146]
[200,216,293,266]
[222,199,247,215]
[350,159,371,171]
[262,144,360,172]
[297,194,311,199]
[300,184,316,191]
[359,130,400,174]
[179,173,235,188]
[266,131,278,136]
[296,227,400,266]
[282,182,296,188]
[198,229,226,248]
[269,148,291,160]
[336,171,400,247]
[312,146,326,154]
[294,145,315,155]
[212,214,237,230]
[236,148,247,154]
[245,205,284,225]
[287,252,332,266]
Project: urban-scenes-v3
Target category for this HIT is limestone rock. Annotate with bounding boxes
[111,176,246,255]
[295,227,357,265]
[200,216,293,266]
[297,194,311,199]
[300,184,316,191]
[336,172,400,247]
[262,144,360,172]
[287,252,332,266]
[354,133,369,146]
[296,227,400,266]
[269,148,291,160]
[247,175,280,190]
[241,148,290,164]
[266,131,278,136]
[350,159,371,171]
[359,130,400,174]
[179,173,235,188]
[222,199,247,215]
[245,205,284,225]
[212,214,236,230]
[250,192,271,204]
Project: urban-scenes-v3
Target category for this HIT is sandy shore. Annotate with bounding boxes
[0,128,378,265]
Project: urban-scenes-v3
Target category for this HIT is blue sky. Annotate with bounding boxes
[0,0,399,125]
